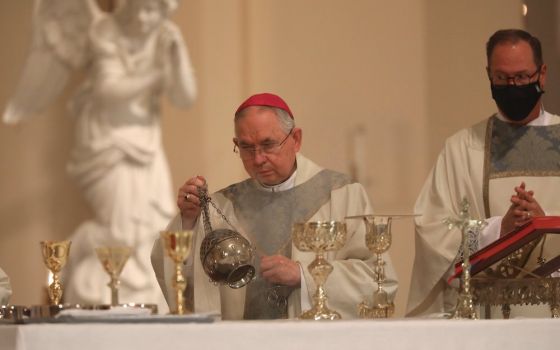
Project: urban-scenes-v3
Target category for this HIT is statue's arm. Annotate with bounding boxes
[160,22,197,108]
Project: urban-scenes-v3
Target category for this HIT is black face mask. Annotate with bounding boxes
[491,81,544,122]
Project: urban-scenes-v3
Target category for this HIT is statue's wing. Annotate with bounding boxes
[3,0,100,124]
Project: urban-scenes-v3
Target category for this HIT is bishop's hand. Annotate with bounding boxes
[177,175,207,229]
[260,255,301,288]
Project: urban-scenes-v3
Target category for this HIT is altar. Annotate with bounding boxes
[1,318,557,350]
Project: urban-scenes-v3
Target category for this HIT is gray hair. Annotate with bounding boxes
[235,106,294,134]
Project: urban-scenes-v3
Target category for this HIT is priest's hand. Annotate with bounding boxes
[260,255,301,287]
[500,182,545,236]
[177,175,207,229]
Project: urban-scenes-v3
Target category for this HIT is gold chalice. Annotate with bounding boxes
[95,246,131,306]
[347,214,419,318]
[40,240,71,305]
[292,221,346,320]
[160,230,193,315]
[358,215,394,318]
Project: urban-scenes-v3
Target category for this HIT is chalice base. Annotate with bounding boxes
[551,303,560,318]
[358,301,394,319]
[300,305,341,320]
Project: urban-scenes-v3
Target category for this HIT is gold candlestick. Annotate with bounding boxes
[40,240,71,305]
[95,246,131,306]
[292,221,346,320]
[160,231,193,315]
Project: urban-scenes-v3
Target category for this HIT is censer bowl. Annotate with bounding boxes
[200,228,255,288]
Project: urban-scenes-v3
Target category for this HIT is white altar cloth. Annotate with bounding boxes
[0,318,557,350]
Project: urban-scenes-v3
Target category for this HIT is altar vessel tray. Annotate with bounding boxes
[0,305,28,324]
[52,313,216,324]
[1,303,216,324]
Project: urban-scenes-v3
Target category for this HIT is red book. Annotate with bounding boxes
[449,216,560,282]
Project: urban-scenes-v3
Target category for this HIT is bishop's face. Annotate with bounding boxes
[234,107,302,186]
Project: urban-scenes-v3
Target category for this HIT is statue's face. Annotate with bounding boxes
[125,0,165,35]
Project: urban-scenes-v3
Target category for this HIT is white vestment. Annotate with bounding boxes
[151,153,398,319]
[0,268,11,305]
[407,110,560,318]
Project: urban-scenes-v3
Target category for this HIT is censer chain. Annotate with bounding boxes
[197,186,239,234]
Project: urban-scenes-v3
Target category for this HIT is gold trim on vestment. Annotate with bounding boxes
[483,115,494,218]
[489,170,560,178]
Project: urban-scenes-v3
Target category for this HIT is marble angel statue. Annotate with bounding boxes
[3,0,196,312]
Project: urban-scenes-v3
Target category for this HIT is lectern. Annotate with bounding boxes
[451,216,560,318]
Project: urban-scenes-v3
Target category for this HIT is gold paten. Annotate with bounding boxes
[160,231,193,315]
[293,221,346,320]
[95,246,131,306]
[40,240,71,305]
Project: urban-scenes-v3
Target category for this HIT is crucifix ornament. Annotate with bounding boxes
[444,198,487,319]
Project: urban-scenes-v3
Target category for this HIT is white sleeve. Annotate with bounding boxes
[479,216,503,249]
[0,268,12,305]
[298,264,311,311]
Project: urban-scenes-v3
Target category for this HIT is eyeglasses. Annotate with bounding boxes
[489,66,541,86]
[233,129,293,159]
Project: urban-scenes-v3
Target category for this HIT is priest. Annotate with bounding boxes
[407,29,560,318]
[152,92,398,319]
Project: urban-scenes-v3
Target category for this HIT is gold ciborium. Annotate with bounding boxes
[40,240,71,305]
[160,231,193,315]
[358,215,394,318]
[292,221,346,320]
[95,246,131,306]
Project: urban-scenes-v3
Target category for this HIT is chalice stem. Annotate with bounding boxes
[376,253,385,292]
[49,272,63,305]
[310,253,331,294]
[109,275,119,306]
[314,285,328,309]
[173,262,187,315]
[305,252,340,319]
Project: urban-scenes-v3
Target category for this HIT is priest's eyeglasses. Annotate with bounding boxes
[489,66,541,86]
[234,129,293,159]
